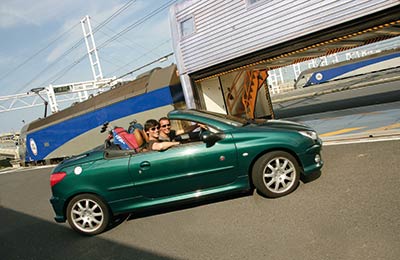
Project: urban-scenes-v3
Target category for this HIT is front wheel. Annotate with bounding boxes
[252,151,300,198]
[67,194,110,236]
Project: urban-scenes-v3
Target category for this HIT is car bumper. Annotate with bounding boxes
[300,142,323,175]
[50,196,67,223]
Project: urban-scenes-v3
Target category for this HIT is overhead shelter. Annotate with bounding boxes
[169,0,400,118]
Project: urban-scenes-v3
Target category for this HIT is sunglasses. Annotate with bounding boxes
[161,124,171,128]
[150,126,160,131]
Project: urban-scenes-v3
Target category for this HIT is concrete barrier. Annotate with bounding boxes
[0,148,19,160]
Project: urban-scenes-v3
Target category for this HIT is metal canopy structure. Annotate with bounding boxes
[191,6,400,82]
[0,78,117,114]
[0,15,116,115]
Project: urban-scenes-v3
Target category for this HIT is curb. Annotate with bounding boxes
[322,129,400,145]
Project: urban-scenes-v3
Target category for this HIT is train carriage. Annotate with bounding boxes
[19,64,185,165]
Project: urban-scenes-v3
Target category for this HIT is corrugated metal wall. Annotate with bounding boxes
[170,0,399,75]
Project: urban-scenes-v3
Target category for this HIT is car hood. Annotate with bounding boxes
[254,119,313,132]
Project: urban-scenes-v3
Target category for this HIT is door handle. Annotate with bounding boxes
[140,161,151,168]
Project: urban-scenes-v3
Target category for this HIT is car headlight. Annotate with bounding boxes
[299,130,318,141]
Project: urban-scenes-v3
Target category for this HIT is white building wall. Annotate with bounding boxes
[170,0,399,75]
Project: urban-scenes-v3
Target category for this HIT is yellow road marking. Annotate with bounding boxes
[320,127,366,137]
[366,123,400,132]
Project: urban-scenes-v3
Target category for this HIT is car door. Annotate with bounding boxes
[129,133,238,199]
[92,151,139,203]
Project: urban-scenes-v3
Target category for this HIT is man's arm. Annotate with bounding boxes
[176,123,207,135]
[152,141,180,151]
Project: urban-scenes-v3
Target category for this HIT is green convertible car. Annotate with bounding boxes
[50,109,323,235]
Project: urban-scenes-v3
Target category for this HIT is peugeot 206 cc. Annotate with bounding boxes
[50,109,323,235]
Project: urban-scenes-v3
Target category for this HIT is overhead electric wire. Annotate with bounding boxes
[93,24,160,66]
[44,0,177,85]
[110,51,174,85]
[109,38,173,76]
[19,39,86,92]
[21,0,137,91]
[92,0,136,34]
[91,22,139,56]
[0,21,80,84]
[92,18,159,56]
[97,0,177,49]
[96,55,122,68]
[46,56,88,85]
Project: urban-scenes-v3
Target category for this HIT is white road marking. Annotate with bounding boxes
[323,135,400,146]
[0,165,55,175]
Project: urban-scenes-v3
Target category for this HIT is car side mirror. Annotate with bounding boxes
[201,131,223,147]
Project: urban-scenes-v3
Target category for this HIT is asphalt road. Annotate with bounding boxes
[1,140,399,260]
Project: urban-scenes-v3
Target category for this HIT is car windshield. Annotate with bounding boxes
[197,110,248,127]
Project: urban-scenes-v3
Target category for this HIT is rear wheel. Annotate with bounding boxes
[67,194,110,236]
[252,151,300,198]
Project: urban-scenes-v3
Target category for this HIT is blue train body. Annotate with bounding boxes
[20,65,185,165]
[298,50,400,87]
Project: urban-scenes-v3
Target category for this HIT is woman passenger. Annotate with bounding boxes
[144,119,180,151]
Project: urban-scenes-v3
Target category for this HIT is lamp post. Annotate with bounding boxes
[30,87,48,118]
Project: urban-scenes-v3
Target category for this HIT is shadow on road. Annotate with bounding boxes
[301,170,322,183]
[0,207,178,260]
[125,190,253,223]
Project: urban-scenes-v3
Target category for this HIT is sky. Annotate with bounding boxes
[0,0,179,134]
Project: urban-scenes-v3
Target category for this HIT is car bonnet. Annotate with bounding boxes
[255,119,313,132]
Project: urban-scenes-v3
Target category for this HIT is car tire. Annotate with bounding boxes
[252,151,300,198]
[67,194,110,236]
